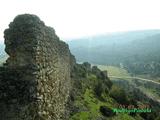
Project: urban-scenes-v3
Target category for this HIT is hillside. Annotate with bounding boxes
[68,31,160,120]
[68,30,160,47]
[67,31,160,78]
[67,30,160,65]
[1,14,159,120]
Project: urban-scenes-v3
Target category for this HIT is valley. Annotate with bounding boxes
[0,25,160,120]
[0,0,160,119]
[97,65,160,111]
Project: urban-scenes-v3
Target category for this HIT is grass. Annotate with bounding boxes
[69,88,102,119]
[95,65,130,77]
[97,65,160,98]
[109,114,143,120]
[70,88,113,120]
[70,87,137,120]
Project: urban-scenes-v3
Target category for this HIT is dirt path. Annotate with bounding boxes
[109,76,160,85]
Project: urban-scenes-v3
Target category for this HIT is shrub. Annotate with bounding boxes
[109,85,129,104]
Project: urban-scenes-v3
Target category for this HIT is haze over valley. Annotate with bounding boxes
[1,27,160,120]
[0,0,160,120]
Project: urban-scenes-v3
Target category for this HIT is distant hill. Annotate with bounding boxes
[68,29,160,47]
[0,43,5,55]
[67,29,160,65]
[0,43,7,65]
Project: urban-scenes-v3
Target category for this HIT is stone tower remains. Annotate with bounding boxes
[0,14,74,120]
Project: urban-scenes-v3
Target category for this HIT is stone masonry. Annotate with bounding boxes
[0,14,74,120]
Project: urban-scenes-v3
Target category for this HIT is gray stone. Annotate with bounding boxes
[0,14,76,120]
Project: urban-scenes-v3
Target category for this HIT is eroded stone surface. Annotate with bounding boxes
[0,14,74,120]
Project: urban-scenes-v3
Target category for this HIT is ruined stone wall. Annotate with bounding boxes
[0,14,74,120]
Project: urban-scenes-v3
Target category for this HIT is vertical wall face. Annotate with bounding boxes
[0,14,73,120]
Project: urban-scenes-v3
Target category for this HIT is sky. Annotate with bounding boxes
[0,0,160,42]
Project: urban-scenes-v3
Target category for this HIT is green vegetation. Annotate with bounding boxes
[70,88,113,120]
[96,65,130,77]
[70,63,143,120]
[67,29,160,119]
[89,64,160,120]
[70,81,137,120]
[97,65,160,101]
[109,85,129,104]
[68,30,160,78]
[140,87,160,99]
[68,30,160,65]
[136,74,160,83]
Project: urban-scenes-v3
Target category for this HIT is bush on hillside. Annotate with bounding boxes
[109,85,129,104]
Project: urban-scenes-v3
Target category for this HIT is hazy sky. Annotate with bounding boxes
[0,0,160,42]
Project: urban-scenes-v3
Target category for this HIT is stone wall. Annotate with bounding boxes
[0,14,74,120]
